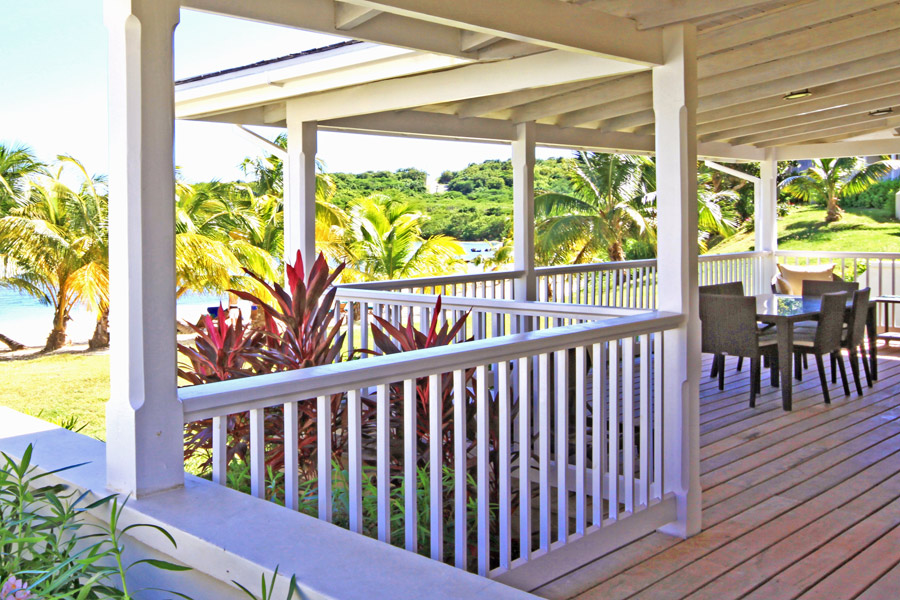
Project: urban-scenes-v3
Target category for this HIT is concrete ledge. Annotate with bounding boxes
[0,408,536,600]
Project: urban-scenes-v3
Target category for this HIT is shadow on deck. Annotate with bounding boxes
[535,343,900,600]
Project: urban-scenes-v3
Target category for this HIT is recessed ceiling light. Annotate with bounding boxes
[869,107,894,117]
[783,89,812,100]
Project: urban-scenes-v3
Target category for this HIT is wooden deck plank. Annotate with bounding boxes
[539,346,900,600]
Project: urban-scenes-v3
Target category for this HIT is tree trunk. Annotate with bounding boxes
[0,333,25,351]
[826,194,842,223]
[43,298,69,352]
[608,241,626,263]
[88,308,110,350]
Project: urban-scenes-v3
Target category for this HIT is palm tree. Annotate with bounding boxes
[0,144,45,214]
[343,195,463,281]
[535,152,656,265]
[781,157,896,223]
[0,157,109,351]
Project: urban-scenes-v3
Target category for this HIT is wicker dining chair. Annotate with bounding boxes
[699,294,779,407]
[792,291,851,404]
[700,281,747,379]
[802,279,860,296]
[841,288,872,396]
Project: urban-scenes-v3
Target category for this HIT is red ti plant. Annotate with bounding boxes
[365,296,475,469]
[179,251,348,478]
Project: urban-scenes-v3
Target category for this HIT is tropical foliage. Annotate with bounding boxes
[0,156,109,351]
[780,156,897,223]
[533,152,737,265]
[340,195,464,281]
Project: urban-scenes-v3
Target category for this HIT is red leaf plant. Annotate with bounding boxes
[179,251,348,481]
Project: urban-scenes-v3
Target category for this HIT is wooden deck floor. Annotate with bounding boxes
[536,344,900,600]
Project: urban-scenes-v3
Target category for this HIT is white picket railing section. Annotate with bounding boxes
[334,288,644,357]
[338,251,768,310]
[179,308,683,587]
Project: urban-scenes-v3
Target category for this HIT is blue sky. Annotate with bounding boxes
[1,1,566,183]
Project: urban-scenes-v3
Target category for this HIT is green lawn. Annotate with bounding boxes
[0,352,110,439]
[710,205,900,254]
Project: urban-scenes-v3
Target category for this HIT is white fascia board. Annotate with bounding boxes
[320,110,765,161]
[774,138,900,160]
[285,50,646,122]
[175,51,469,120]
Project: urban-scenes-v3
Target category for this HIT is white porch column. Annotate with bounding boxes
[757,151,779,291]
[104,0,183,496]
[653,24,702,538]
[513,122,536,302]
[285,108,318,274]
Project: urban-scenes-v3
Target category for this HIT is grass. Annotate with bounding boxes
[710,204,900,254]
[0,352,110,439]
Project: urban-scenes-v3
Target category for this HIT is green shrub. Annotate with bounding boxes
[842,178,900,210]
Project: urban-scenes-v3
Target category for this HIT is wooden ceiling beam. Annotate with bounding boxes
[554,24,900,128]
[700,85,900,140]
[774,138,900,160]
[758,116,900,147]
[741,112,899,146]
[333,1,381,29]
[712,96,900,144]
[510,72,651,123]
[454,79,608,119]
[591,0,789,30]
[696,72,900,132]
[338,0,663,64]
[698,0,898,56]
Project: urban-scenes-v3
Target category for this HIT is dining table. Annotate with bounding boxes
[755,293,877,411]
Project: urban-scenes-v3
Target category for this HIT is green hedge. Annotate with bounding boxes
[842,178,900,211]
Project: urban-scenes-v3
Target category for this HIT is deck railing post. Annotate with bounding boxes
[285,110,318,276]
[104,0,184,496]
[653,23,702,538]
[757,152,779,293]
[513,122,537,306]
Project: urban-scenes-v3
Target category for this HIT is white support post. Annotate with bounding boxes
[757,151,779,291]
[653,24,701,538]
[104,0,184,496]
[285,107,318,274]
[513,122,536,302]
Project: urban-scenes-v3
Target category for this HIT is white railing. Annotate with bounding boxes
[179,309,683,587]
[340,270,521,299]
[334,288,646,357]
[535,260,658,308]
[338,252,769,311]
[699,251,769,296]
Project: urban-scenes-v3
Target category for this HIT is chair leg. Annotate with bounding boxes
[749,357,760,407]
[859,345,873,388]
[803,353,808,369]
[849,348,864,396]
[834,351,850,397]
[794,351,803,381]
[718,354,725,391]
[737,356,744,372]
[815,353,831,404]
[831,353,837,384]
[710,354,719,378]
[769,355,780,388]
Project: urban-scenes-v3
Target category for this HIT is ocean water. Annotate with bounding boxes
[0,289,223,348]
[0,241,499,348]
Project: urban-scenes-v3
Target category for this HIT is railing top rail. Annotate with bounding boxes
[535,259,657,276]
[775,250,900,260]
[334,288,647,319]
[180,310,684,422]
[337,269,522,290]
[699,250,769,261]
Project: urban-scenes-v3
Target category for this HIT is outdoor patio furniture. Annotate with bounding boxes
[771,263,838,294]
[842,288,873,395]
[700,281,747,379]
[699,293,778,407]
[791,291,851,404]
